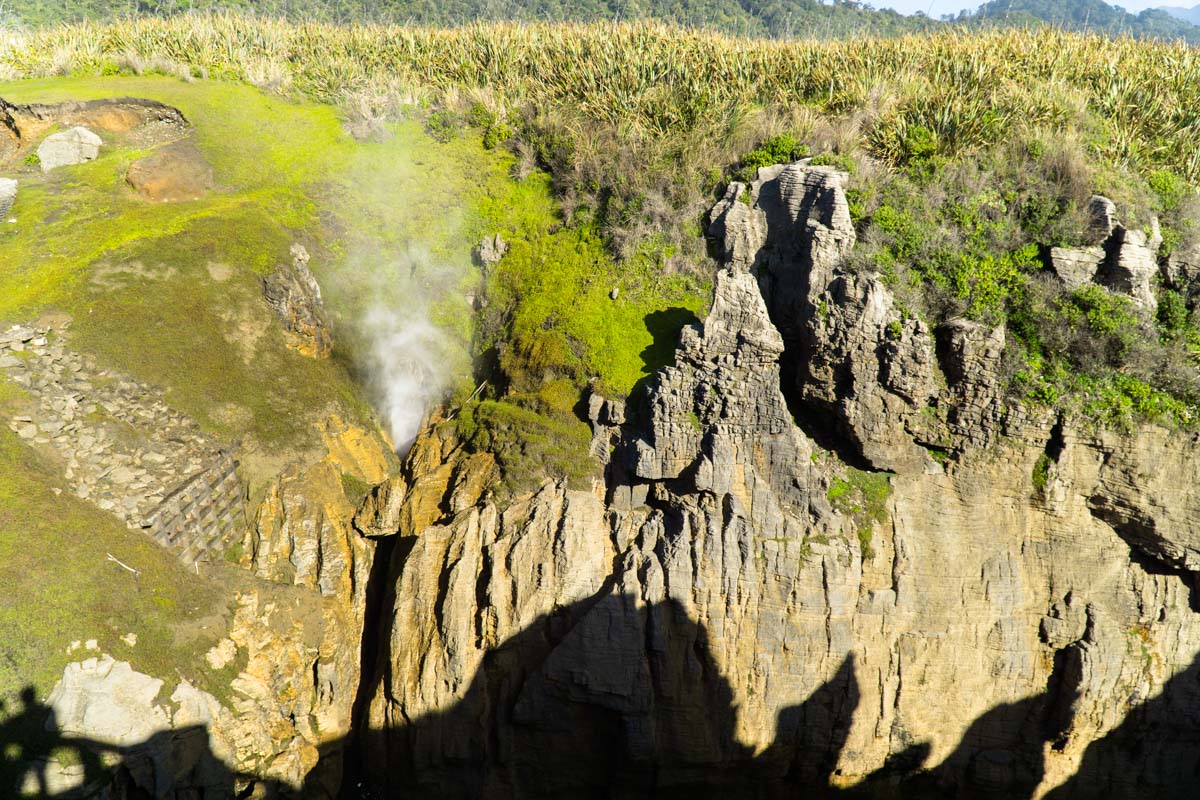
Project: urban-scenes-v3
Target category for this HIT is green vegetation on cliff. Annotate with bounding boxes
[5,16,1200,451]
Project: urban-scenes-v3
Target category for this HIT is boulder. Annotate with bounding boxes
[0,177,15,217]
[1049,198,1160,313]
[37,126,102,171]
[1165,243,1200,295]
[707,182,766,270]
[475,233,508,268]
[1086,194,1118,243]
[353,476,408,537]
[46,655,170,746]
[1049,246,1104,290]
[1096,226,1159,312]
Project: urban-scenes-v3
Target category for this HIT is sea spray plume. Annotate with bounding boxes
[363,305,447,451]
[319,104,479,454]
[334,238,474,454]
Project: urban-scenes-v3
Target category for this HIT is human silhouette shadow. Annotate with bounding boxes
[345,594,865,800]
[1044,650,1200,800]
[6,595,1200,800]
[0,686,109,798]
[343,593,1093,800]
[0,684,283,799]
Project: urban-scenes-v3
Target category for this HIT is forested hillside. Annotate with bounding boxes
[960,0,1200,43]
[1,0,935,38]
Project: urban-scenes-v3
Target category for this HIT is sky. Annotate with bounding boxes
[877,0,1175,17]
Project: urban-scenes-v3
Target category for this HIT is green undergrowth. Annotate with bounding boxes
[827,467,893,560]
[837,127,1200,431]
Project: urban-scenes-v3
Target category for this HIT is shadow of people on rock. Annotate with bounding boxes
[348,594,877,800]
[8,601,1200,800]
[1044,651,1200,800]
[0,686,110,798]
[342,592,1103,800]
[0,683,283,799]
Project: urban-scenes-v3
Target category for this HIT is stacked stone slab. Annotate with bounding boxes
[1048,194,1162,312]
[0,323,245,564]
[145,451,246,563]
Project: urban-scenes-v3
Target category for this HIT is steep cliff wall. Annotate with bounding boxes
[358,162,1200,799]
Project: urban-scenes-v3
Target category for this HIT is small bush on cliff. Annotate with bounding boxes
[827,467,892,560]
[735,134,811,182]
[1031,453,1052,493]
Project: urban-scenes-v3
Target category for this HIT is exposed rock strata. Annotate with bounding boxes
[356,160,1200,799]
[262,244,334,359]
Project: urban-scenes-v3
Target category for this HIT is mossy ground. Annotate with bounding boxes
[0,74,711,726]
[0,77,489,726]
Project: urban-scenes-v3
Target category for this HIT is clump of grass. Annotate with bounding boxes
[1032,452,1053,493]
[827,467,892,560]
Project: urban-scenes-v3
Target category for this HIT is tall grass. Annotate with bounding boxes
[2,17,1200,179]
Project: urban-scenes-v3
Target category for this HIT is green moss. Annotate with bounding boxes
[223,540,244,564]
[455,399,595,495]
[340,471,372,506]
[827,466,893,560]
[857,527,876,560]
[924,445,951,464]
[481,221,707,400]
[1032,452,1052,493]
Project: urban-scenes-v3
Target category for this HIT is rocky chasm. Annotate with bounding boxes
[11,149,1200,799]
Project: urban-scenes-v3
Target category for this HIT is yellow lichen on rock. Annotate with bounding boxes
[319,413,392,486]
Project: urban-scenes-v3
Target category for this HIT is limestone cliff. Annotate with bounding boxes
[28,417,392,800]
[357,162,1200,799]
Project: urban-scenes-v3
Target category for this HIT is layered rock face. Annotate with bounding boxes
[360,162,1200,799]
[28,417,393,800]
[262,244,334,359]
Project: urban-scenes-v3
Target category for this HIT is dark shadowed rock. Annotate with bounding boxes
[1087,194,1118,243]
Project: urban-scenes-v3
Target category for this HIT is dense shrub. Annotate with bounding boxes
[735,134,811,182]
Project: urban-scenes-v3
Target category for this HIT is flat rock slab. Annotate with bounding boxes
[0,177,15,217]
[38,126,102,171]
[126,140,213,202]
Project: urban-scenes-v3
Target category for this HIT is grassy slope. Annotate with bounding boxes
[0,72,709,720]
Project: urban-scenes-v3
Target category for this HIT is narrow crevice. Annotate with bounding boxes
[343,532,410,793]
